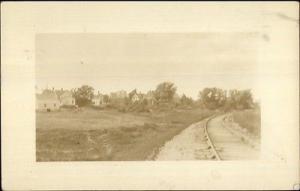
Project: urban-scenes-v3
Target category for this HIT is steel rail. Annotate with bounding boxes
[204,116,222,160]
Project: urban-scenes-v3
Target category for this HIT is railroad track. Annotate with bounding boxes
[204,115,222,160]
[203,114,259,160]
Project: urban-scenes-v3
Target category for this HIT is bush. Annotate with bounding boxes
[60,105,78,109]
[118,106,127,113]
[127,102,150,113]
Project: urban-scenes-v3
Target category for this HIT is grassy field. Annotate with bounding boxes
[36,108,214,161]
[232,108,261,137]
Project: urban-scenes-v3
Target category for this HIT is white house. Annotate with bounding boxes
[131,93,140,103]
[59,90,76,106]
[92,92,107,106]
[145,91,156,105]
[36,89,61,112]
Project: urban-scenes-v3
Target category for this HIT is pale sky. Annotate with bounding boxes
[36,33,260,100]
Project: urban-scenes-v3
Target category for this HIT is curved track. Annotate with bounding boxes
[155,114,260,160]
[204,116,222,160]
[204,115,260,160]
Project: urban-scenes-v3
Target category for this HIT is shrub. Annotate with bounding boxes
[60,105,77,109]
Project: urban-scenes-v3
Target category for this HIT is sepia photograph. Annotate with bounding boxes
[2,2,298,190]
[36,33,261,161]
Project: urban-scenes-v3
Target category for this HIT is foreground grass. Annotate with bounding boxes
[232,108,261,137]
[36,108,214,161]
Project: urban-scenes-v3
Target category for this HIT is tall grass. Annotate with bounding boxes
[36,108,215,161]
[232,108,261,137]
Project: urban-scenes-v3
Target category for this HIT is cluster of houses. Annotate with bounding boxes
[35,87,159,112]
[93,89,157,106]
[36,87,76,112]
[128,89,156,105]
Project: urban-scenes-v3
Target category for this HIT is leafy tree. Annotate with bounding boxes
[142,99,148,105]
[240,90,254,109]
[199,87,226,110]
[73,85,94,107]
[228,89,254,109]
[154,82,177,103]
[103,94,109,103]
[180,94,194,106]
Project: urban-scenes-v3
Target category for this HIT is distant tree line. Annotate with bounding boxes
[71,82,257,112]
[198,88,255,111]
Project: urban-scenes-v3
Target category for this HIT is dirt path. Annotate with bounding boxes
[155,119,212,160]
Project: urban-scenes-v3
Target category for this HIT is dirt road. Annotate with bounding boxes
[155,119,211,160]
[155,115,260,160]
